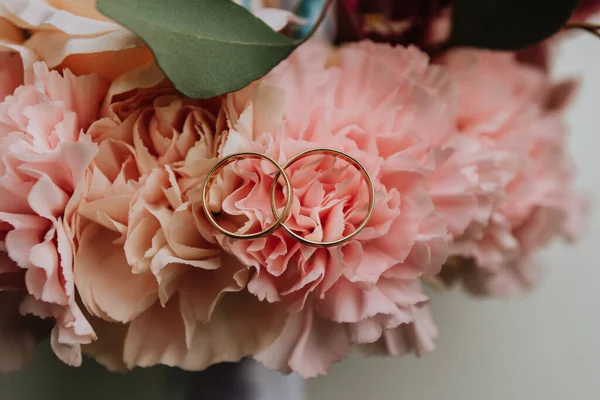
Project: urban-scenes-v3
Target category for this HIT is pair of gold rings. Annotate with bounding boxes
[201,148,376,248]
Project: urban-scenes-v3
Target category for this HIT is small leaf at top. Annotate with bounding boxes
[449,0,582,50]
[97,0,302,99]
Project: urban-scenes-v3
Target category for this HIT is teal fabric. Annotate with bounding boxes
[294,0,325,36]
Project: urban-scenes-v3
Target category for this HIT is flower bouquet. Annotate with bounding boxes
[0,0,592,383]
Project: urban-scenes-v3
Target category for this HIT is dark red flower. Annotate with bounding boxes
[335,0,451,47]
[572,0,600,21]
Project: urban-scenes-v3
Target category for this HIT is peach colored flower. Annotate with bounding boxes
[0,0,153,81]
[0,13,38,97]
[196,41,455,377]
[73,65,285,371]
[0,51,24,100]
[0,62,107,365]
[439,50,588,296]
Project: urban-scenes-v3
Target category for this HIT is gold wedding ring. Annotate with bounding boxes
[270,148,375,248]
[201,152,293,240]
[203,149,375,248]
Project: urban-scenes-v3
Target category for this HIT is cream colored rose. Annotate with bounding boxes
[0,0,152,81]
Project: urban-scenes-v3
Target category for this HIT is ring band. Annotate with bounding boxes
[270,148,376,248]
[201,152,293,240]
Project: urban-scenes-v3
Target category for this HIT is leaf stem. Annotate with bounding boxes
[564,21,600,39]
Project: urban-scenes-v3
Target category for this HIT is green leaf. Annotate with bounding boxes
[97,0,303,99]
[449,0,582,50]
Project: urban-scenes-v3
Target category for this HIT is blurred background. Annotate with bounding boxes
[0,29,598,400]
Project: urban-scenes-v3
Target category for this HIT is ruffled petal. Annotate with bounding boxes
[255,303,352,378]
[75,223,158,323]
[123,292,286,371]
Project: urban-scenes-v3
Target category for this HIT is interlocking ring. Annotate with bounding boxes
[201,152,293,240]
[270,148,376,248]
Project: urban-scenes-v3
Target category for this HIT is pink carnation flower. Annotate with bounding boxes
[0,33,39,371]
[438,50,588,296]
[73,65,285,371]
[0,62,107,366]
[197,41,465,377]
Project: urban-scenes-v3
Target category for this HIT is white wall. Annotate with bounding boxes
[308,34,600,400]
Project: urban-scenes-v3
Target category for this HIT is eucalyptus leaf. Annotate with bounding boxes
[98,0,307,99]
[449,0,582,50]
